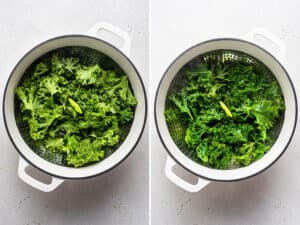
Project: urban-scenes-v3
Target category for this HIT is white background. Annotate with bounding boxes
[2,0,300,225]
[151,0,300,225]
[0,0,148,225]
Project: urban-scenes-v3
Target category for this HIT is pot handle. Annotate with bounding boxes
[86,22,131,57]
[18,157,64,192]
[165,156,210,192]
[244,28,286,63]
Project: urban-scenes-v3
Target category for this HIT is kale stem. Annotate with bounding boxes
[219,101,233,118]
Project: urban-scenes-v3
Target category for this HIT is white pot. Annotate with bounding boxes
[155,29,297,192]
[3,22,147,192]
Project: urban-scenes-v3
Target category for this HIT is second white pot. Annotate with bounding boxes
[155,29,297,192]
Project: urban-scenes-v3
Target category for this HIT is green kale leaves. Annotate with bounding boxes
[165,58,284,169]
[16,54,137,167]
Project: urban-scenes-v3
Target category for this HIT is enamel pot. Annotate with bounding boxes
[3,22,147,192]
[155,29,297,192]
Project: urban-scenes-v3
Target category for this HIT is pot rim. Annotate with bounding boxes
[3,34,147,180]
[154,37,298,182]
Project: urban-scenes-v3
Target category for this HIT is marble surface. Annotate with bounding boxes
[150,0,300,225]
[0,0,148,225]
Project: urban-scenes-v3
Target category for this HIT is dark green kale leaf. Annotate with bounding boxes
[165,57,284,169]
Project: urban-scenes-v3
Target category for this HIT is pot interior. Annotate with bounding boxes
[155,39,297,181]
[4,36,146,179]
[15,46,134,166]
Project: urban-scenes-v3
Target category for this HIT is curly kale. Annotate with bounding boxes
[165,58,284,169]
[16,54,137,167]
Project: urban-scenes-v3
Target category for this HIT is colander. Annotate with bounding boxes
[155,29,297,192]
[3,22,147,192]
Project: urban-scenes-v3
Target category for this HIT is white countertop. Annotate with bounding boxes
[151,0,300,225]
[2,0,300,224]
[0,0,148,225]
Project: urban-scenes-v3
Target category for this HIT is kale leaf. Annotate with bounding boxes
[165,57,284,169]
[16,54,137,167]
